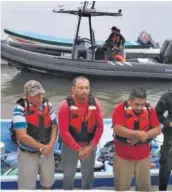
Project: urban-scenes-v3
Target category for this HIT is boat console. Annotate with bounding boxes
[71,37,95,60]
[53,1,122,61]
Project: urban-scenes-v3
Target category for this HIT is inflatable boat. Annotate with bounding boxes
[1,38,172,79]
[3,2,160,56]
[1,1,172,79]
[1,118,171,190]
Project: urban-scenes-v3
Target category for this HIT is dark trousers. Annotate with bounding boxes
[61,144,96,190]
[159,136,172,191]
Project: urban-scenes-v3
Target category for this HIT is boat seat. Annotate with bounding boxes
[159,39,172,64]
[163,41,172,64]
[77,50,87,59]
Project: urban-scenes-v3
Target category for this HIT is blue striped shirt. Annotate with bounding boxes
[12,102,57,151]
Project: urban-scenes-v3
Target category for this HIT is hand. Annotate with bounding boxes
[150,162,156,168]
[78,145,94,160]
[127,138,139,146]
[137,131,149,142]
[169,122,172,127]
[113,46,119,50]
[41,143,54,157]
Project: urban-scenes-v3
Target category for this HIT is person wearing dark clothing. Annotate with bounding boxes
[116,28,125,48]
[105,26,117,46]
[155,90,172,191]
[104,27,125,62]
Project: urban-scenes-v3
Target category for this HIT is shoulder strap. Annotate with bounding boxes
[16,98,25,107]
[88,94,96,106]
[66,96,75,107]
[16,98,30,112]
[145,101,151,117]
[123,100,129,110]
[43,97,49,103]
[42,97,52,113]
[145,102,152,130]
[145,101,150,111]
[65,95,96,107]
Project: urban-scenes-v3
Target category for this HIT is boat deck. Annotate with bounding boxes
[93,185,172,190]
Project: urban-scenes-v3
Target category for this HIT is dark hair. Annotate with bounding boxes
[111,26,117,31]
[72,76,89,87]
[129,88,147,100]
[116,28,120,33]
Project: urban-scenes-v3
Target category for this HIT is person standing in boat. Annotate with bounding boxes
[12,80,57,189]
[112,88,160,191]
[155,90,172,191]
[104,26,125,62]
[58,76,104,190]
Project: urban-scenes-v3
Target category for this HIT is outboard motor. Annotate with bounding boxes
[163,41,172,64]
[71,37,94,60]
[138,31,159,48]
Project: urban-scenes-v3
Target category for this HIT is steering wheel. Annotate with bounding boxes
[81,38,92,45]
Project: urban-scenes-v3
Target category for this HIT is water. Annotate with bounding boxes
[1,1,172,119]
[1,64,172,118]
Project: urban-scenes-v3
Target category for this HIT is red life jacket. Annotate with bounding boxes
[17,98,52,144]
[66,95,97,143]
[115,101,152,145]
[112,35,120,44]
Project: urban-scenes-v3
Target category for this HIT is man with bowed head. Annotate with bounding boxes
[58,76,104,190]
[112,88,160,191]
[12,80,57,189]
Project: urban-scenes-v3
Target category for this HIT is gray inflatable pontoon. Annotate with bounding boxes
[1,39,172,79]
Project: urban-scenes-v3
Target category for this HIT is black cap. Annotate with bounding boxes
[111,26,117,31]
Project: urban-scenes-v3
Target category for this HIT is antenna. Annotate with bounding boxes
[80,1,96,11]
[83,1,89,10]
[91,1,96,9]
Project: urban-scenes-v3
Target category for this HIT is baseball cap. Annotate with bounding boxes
[24,80,45,96]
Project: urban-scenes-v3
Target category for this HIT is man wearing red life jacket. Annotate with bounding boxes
[58,76,104,190]
[12,80,57,189]
[112,88,160,191]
